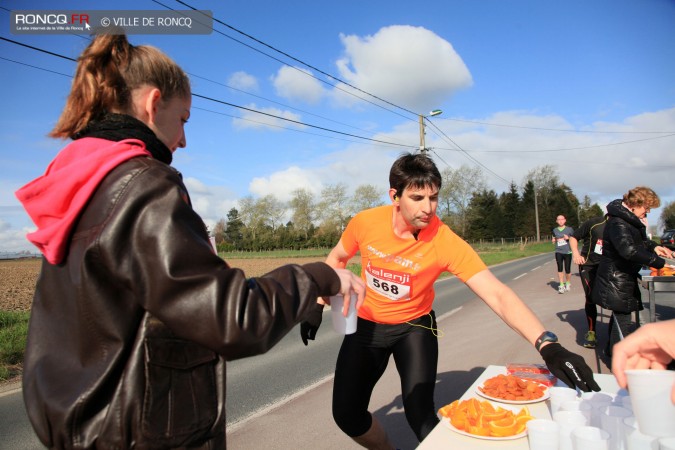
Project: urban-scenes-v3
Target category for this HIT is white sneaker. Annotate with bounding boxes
[558,285,565,294]
[565,283,571,292]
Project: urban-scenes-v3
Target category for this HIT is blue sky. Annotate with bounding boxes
[1,0,675,253]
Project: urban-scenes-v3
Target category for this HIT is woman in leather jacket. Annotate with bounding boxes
[15,33,365,449]
[592,186,673,358]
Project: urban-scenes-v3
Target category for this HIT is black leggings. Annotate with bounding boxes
[579,265,598,331]
[555,252,572,274]
[332,311,439,443]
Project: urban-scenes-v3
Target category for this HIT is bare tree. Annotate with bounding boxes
[289,188,316,239]
[523,165,560,207]
[317,183,350,233]
[350,184,385,215]
[438,165,487,236]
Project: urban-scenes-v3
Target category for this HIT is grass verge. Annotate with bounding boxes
[0,311,29,382]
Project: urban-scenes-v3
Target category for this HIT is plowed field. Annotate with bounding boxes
[0,256,328,312]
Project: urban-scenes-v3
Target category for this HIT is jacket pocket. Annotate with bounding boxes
[142,337,218,445]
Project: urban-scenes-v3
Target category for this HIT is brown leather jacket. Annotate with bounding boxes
[22,156,339,449]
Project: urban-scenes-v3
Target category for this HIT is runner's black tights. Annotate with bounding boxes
[555,252,572,274]
[332,312,439,442]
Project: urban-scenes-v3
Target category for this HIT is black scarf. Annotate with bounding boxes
[72,113,173,165]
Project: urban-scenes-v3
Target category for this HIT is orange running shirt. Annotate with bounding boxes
[340,205,487,324]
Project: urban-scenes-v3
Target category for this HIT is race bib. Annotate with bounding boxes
[594,239,603,255]
[556,238,567,247]
[365,262,411,301]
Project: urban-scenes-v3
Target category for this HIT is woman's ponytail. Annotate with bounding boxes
[49,33,189,139]
[50,34,133,138]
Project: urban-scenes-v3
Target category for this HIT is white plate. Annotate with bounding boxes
[476,381,550,404]
[442,417,527,441]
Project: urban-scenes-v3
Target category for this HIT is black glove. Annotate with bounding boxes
[540,343,601,392]
[300,302,325,346]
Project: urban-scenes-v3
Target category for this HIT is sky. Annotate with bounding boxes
[1,0,674,253]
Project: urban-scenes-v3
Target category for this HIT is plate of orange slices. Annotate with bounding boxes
[476,373,549,404]
[438,397,534,440]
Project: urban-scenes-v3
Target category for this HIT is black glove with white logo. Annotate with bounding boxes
[300,302,325,346]
[540,343,601,392]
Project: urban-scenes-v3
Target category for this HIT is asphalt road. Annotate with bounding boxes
[1,253,644,449]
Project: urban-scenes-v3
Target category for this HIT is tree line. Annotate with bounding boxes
[211,164,675,252]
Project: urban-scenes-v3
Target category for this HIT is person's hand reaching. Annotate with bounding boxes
[333,268,366,315]
[300,301,325,346]
[540,343,601,392]
[300,268,365,346]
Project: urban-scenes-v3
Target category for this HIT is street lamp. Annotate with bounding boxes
[419,109,442,154]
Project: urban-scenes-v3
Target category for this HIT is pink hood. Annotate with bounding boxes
[15,138,151,264]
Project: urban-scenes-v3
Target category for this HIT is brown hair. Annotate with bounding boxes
[50,33,190,139]
[623,186,661,209]
[389,152,442,197]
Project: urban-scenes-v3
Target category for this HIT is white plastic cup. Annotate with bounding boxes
[526,419,560,450]
[572,426,610,450]
[549,386,579,416]
[581,391,615,428]
[625,369,675,438]
[560,399,592,424]
[619,394,633,413]
[599,405,633,450]
[330,293,357,334]
[623,416,659,450]
[554,410,588,450]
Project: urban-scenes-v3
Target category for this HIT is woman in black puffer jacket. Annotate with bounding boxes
[592,186,673,357]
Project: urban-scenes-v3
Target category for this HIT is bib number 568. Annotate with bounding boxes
[372,278,399,295]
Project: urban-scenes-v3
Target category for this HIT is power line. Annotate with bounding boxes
[191,93,414,149]
[192,105,409,149]
[189,72,379,135]
[426,118,510,184]
[0,40,416,149]
[436,116,675,134]
[433,132,675,154]
[167,0,420,119]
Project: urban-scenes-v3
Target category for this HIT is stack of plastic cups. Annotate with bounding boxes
[580,391,615,428]
[599,405,632,450]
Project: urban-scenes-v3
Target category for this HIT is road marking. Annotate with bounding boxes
[514,273,527,280]
[437,306,463,322]
[229,306,464,431]
[228,373,336,431]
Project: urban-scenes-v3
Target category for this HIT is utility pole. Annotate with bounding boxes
[419,109,442,154]
[534,187,541,242]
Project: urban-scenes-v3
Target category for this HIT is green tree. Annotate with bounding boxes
[579,195,604,222]
[466,189,501,240]
[660,201,675,230]
[224,208,245,250]
[499,182,522,239]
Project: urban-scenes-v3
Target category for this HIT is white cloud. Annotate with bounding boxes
[183,177,240,230]
[271,66,324,104]
[0,218,36,254]
[249,166,323,201]
[227,71,259,92]
[333,25,473,112]
[232,103,304,131]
